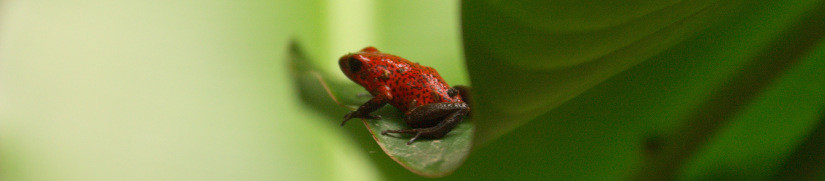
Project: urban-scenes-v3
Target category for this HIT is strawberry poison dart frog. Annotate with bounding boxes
[338,47,471,145]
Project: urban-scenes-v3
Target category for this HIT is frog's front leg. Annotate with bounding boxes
[381,102,470,145]
[341,86,392,126]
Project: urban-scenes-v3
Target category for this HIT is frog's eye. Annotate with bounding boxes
[348,57,363,73]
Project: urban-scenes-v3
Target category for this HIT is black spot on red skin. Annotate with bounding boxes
[339,47,463,112]
[338,47,474,145]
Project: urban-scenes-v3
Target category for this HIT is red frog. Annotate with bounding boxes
[339,47,471,145]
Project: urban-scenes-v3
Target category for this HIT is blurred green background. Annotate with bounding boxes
[1,0,824,180]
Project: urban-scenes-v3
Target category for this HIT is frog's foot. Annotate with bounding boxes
[341,89,390,126]
[382,103,469,145]
[341,111,382,126]
[382,127,449,145]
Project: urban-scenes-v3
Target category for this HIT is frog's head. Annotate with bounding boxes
[339,46,381,85]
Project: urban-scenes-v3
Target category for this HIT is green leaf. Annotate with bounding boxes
[462,0,748,145]
[446,0,825,180]
[772,110,825,181]
[636,3,825,179]
[289,42,473,178]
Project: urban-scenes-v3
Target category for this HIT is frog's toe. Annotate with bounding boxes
[341,112,381,126]
[364,114,382,120]
[407,132,424,145]
[341,113,355,126]
[381,128,442,145]
[382,128,419,135]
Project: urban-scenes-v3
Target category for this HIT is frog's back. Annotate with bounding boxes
[378,56,462,113]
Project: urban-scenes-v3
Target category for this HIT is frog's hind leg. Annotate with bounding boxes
[381,102,469,145]
[402,102,466,128]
